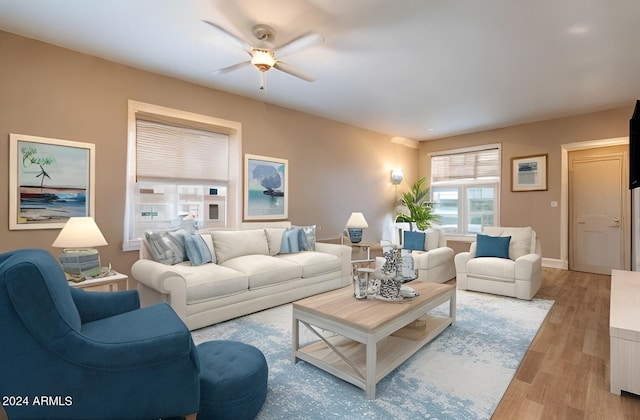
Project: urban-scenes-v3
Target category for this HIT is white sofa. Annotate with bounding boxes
[380,225,455,283]
[132,225,352,330]
[454,226,542,300]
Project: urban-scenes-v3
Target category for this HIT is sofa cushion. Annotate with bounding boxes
[280,228,300,254]
[265,228,286,256]
[276,251,341,278]
[294,225,317,251]
[483,226,534,259]
[200,234,216,264]
[467,257,515,282]
[144,228,189,265]
[403,231,425,251]
[161,263,249,304]
[221,255,302,289]
[211,230,270,263]
[476,234,511,259]
[184,233,213,266]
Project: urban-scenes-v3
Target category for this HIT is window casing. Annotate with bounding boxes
[430,145,501,236]
[123,101,241,251]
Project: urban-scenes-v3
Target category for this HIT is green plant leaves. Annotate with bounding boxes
[395,176,439,231]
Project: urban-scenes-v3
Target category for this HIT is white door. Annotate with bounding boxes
[569,147,629,274]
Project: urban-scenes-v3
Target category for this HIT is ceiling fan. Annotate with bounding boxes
[203,20,324,90]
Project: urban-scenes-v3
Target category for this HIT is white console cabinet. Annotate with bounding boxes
[610,269,640,395]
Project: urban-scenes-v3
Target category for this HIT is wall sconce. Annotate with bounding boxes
[390,169,404,185]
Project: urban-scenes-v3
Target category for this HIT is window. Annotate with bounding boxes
[430,145,501,236]
[123,101,241,251]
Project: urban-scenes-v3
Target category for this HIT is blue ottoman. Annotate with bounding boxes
[196,340,268,420]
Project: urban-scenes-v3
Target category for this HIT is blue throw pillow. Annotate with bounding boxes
[294,225,316,251]
[184,233,213,266]
[144,229,189,265]
[403,231,426,251]
[476,234,511,259]
[280,228,301,254]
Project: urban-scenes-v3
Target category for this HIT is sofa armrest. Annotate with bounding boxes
[454,251,472,273]
[454,251,472,290]
[514,253,542,281]
[315,242,353,286]
[131,259,187,294]
[412,247,454,270]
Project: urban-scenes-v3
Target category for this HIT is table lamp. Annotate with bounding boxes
[345,212,368,243]
[52,217,108,279]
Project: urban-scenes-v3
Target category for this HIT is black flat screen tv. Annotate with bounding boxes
[630,100,640,190]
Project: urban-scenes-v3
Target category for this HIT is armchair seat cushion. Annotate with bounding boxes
[467,257,516,283]
[81,303,195,369]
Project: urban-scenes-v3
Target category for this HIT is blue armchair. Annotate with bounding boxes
[0,249,200,420]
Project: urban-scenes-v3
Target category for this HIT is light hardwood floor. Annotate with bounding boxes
[492,268,640,419]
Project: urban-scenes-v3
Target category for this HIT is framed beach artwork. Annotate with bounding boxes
[9,134,95,230]
[244,154,288,220]
[511,154,548,192]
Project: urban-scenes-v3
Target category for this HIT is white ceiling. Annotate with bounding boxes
[1,0,640,140]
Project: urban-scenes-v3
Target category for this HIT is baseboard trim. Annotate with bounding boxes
[542,258,567,270]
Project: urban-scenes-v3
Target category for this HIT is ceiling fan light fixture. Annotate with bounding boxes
[251,48,276,72]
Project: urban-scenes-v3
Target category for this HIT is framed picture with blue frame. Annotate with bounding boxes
[9,133,95,230]
[243,154,288,220]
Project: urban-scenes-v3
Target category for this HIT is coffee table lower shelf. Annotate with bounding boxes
[294,314,451,397]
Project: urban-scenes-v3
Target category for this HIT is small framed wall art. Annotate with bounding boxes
[9,133,95,230]
[244,154,288,220]
[511,154,548,192]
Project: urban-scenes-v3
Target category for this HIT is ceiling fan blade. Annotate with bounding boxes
[273,62,316,82]
[273,33,323,59]
[213,61,251,75]
[202,20,253,54]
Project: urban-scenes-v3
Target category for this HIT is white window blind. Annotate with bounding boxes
[136,119,229,181]
[431,148,500,182]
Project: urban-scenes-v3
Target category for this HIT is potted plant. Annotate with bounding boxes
[395,177,439,231]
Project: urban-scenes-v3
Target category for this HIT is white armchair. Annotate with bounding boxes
[454,226,542,300]
[381,225,455,283]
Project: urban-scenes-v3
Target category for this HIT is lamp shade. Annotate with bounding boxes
[345,212,369,229]
[52,217,108,249]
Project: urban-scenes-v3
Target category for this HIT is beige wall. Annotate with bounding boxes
[1,30,634,277]
[0,31,418,281]
[419,106,634,261]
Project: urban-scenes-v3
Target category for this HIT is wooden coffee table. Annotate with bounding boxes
[291,281,455,399]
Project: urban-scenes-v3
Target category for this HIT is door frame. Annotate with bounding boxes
[560,137,629,270]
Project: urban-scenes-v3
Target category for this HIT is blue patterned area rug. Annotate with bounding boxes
[192,290,553,420]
